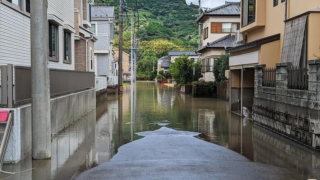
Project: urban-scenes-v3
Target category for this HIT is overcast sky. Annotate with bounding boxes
[186,0,239,9]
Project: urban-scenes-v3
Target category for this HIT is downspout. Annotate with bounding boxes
[86,39,88,71]
[285,0,288,20]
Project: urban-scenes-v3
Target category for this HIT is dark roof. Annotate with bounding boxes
[161,61,170,68]
[197,34,236,52]
[197,2,240,23]
[168,51,198,56]
[91,6,114,18]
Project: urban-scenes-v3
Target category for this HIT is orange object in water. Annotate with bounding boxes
[0,111,9,122]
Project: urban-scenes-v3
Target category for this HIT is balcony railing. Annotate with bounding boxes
[1,65,95,108]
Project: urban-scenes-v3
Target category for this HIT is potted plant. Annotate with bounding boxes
[192,81,198,87]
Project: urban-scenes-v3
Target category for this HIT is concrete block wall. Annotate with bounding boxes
[253,61,320,149]
[4,88,96,163]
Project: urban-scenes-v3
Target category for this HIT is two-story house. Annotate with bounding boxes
[196,1,240,82]
[0,0,75,70]
[90,6,115,78]
[227,0,320,115]
[113,47,130,80]
[74,0,97,72]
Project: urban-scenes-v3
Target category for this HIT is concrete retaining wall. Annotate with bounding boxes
[253,61,320,149]
[4,88,96,163]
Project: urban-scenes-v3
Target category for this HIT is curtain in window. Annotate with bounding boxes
[222,23,231,32]
[209,58,214,72]
[281,15,308,66]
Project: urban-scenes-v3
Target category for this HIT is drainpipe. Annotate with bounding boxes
[285,0,288,20]
[86,39,88,71]
[240,65,243,118]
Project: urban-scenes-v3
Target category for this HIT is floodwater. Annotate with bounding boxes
[1,81,320,180]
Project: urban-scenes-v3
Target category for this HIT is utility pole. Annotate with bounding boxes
[198,0,202,49]
[30,0,51,159]
[130,17,134,84]
[118,0,124,93]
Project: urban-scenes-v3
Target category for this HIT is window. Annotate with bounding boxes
[64,31,72,63]
[5,0,30,14]
[242,0,256,27]
[89,23,97,34]
[281,0,285,2]
[6,0,21,7]
[212,23,240,33]
[49,23,59,61]
[203,27,208,39]
[274,0,278,6]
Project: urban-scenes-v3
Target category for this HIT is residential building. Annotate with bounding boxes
[226,0,320,148]
[0,0,75,70]
[74,0,97,72]
[91,6,115,78]
[157,56,170,74]
[113,47,130,80]
[168,51,199,63]
[0,0,96,164]
[196,1,240,82]
[227,0,320,114]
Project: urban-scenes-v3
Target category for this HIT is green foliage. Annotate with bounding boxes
[169,56,201,85]
[156,74,163,80]
[214,54,230,83]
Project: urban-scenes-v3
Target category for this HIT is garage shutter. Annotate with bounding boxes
[211,22,222,33]
[281,15,308,66]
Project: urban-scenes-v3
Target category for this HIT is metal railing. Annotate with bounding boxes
[1,65,95,107]
[262,67,276,87]
[288,66,308,90]
[95,76,108,92]
[108,76,118,86]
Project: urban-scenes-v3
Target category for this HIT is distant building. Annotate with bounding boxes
[157,56,170,74]
[91,6,115,77]
[196,1,240,82]
[168,51,199,63]
[74,0,98,72]
[113,47,130,80]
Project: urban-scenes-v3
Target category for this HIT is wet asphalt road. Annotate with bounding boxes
[76,127,297,180]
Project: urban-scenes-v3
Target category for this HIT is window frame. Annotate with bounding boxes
[63,31,72,64]
[2,0,30,16]
[221,22,240,33]
[242,0,256,27]
[273,0,279,6]
[49,22,59,62]
[89,22,98,34]
[203,27,209,40]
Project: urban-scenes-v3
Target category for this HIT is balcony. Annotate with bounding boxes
[241,0,266,32]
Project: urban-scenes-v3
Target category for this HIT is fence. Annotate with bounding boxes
[108,76,118,86]
[95,76,108,92]
[1,65,95,107]
[216,83,229,100]
[287,66,308,90]
[262,67,276,87]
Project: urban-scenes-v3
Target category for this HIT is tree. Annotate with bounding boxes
[169,56,199,85]
[214,54,230,83]
[137,56,157,80]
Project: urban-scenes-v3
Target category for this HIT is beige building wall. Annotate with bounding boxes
[308,13,320,59]
[260,40,281,68]
[240,0,320,63]
[203,16,240,45]
[113,48,130,72]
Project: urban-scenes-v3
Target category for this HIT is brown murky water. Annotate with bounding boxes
[1,81,320,180]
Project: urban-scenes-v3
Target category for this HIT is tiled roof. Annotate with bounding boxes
[197,34,236,52]
[197,1,240,22]
[169,51,198,56]
[91,6,114,18]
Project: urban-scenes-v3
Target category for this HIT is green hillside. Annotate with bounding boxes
[93,0,199,59]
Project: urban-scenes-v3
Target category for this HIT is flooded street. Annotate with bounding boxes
[2,81,320,180]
